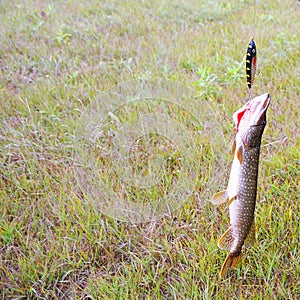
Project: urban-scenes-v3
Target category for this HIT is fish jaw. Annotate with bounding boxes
[248,93,270,126]
[233,93,271,132]
[234,93,271,149]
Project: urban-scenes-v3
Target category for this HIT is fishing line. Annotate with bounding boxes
[246,0,257,101]
[251,0,257,40]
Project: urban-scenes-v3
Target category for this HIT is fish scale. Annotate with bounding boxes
[211,93,271,277]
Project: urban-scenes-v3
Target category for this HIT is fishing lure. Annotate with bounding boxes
[246,38,257,90]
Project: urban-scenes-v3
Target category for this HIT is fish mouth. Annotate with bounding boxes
[234,93,271,132]
[250,93,271,126]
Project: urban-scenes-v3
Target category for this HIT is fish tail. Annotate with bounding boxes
[220,253,242,278]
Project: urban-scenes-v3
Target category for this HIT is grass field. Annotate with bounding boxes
[1,0,300,299]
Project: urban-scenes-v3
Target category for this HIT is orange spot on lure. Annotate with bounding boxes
[246,39,257,90]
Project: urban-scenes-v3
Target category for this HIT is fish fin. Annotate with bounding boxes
[220,253,243,278]
[227,195,237,206]
[231,139,236,156]
[244,220,256,247]
[218,227,234,250]
[236,145,243,164]
[211,190,229,206]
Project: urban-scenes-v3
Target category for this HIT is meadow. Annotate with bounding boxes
[0,0,299,299]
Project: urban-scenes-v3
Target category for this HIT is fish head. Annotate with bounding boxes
[233,93,271,148]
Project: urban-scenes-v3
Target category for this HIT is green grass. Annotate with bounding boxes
[1,0,299,298]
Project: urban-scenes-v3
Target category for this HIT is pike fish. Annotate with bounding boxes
[211,93,271,278]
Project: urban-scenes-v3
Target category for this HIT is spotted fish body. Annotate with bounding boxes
[246,39,257,90]
[211,93,271,277]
